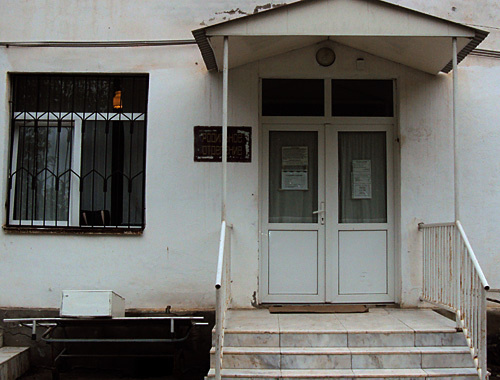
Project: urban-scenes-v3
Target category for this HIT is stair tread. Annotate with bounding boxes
[0,346,30,364]
[216,346,470,355]
[0,347,29,353]
[224,329,459,334]
[207,368,478,378]
[0,346,30,380]
[423,368,478,376]
[207,368,281,377]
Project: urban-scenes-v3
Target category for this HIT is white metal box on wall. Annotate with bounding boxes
[60,290,125,317]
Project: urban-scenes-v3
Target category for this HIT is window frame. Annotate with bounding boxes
[6,74,148,233]
[9,116,78,227]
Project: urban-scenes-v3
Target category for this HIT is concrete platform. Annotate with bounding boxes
[224,308,458,334]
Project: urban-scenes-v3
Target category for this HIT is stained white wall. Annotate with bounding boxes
[231,41,456,307]
[0,0,498,309]
[391,0,500,294]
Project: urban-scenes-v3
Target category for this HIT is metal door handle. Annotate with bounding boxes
[313,202,325,224]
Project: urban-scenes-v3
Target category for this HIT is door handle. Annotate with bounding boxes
[313,202,325,225]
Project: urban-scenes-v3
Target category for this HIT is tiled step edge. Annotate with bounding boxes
[206,368,477,380]
[211,346,473,370]
[221,331,467,348]
[206,367,478,379]
[0,347,30,380]
[212,345,471,355]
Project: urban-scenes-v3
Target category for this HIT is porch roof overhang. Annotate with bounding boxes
[192,0,488,75]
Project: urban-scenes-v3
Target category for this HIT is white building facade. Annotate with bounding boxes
[0,0,499,311]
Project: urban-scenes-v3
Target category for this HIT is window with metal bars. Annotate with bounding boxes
[7,74,148,230]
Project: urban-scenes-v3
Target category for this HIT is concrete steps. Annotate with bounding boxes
[207,367,479,379]
[206,309,478,380]
[223,331,468,348]
[0,331,30,380]
[212,346,473,370]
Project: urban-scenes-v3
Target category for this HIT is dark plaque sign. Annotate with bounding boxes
[194,126,251,162]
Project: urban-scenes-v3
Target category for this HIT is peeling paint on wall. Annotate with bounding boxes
[198,2,290,27]
[253,3,287,14]
[216,8,249,16]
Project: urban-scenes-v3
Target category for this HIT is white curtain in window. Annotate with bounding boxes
[338,132,387,223]
[268,131,318,223]
[14,124,72,222]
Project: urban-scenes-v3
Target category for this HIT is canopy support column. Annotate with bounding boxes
[452,37,459,221]
[222,36,228,222]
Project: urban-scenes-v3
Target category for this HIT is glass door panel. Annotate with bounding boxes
[338,132,387,223]
[262,126,325,303]
[269,131,318,223]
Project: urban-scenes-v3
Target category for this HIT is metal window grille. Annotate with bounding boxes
[7,74,148,230]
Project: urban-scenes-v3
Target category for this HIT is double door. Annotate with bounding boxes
[261,123,394,303]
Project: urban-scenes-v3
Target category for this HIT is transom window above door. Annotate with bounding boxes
[7,74,148,231]
[261,79,394,117]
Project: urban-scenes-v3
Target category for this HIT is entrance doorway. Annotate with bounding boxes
[261,123,394,303]
[259,78,395,304]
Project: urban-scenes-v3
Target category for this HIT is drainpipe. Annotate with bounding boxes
[452,37,459,222]
[222,36,229,222]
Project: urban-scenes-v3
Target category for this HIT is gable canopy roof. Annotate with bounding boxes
[192,0,488,74]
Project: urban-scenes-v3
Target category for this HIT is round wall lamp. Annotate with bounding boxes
[316,47,336,67]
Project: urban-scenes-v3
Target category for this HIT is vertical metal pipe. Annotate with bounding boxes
[454,226,461,320]
[222,36,229,222]
[31,320,37,340]
[439,227,443,301]
[430,230,433,298]
[480,287,487,380]
[425,229,428,298]
[452,37,459,222]
[215,288,222,380]
[226,226,232,304]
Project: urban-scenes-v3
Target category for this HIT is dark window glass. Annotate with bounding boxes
[13,75,148,114]
[81,121,145,227]
[332,80,393,117]
[262,79,324,116]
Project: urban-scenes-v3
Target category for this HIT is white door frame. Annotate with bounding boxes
[260,123,326,303]
[325,123,395,303]
[259,117,395,304]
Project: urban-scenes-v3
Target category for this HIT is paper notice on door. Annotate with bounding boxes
[281,171,308,190]
[352,183,372,199]
[352,160,371,171]
[351,159,372,199]
[281,146,308,190]
[282,146,308,168]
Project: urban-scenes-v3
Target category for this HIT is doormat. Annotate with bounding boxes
[269,304,368,313]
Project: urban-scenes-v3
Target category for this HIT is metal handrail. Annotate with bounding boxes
[215,221,227,290]
[420,220,490,380]
[214,220,232,380]
[456,221,490,290]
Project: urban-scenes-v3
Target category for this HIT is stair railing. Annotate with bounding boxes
[214,220,232,380]
[419,221,490,380]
